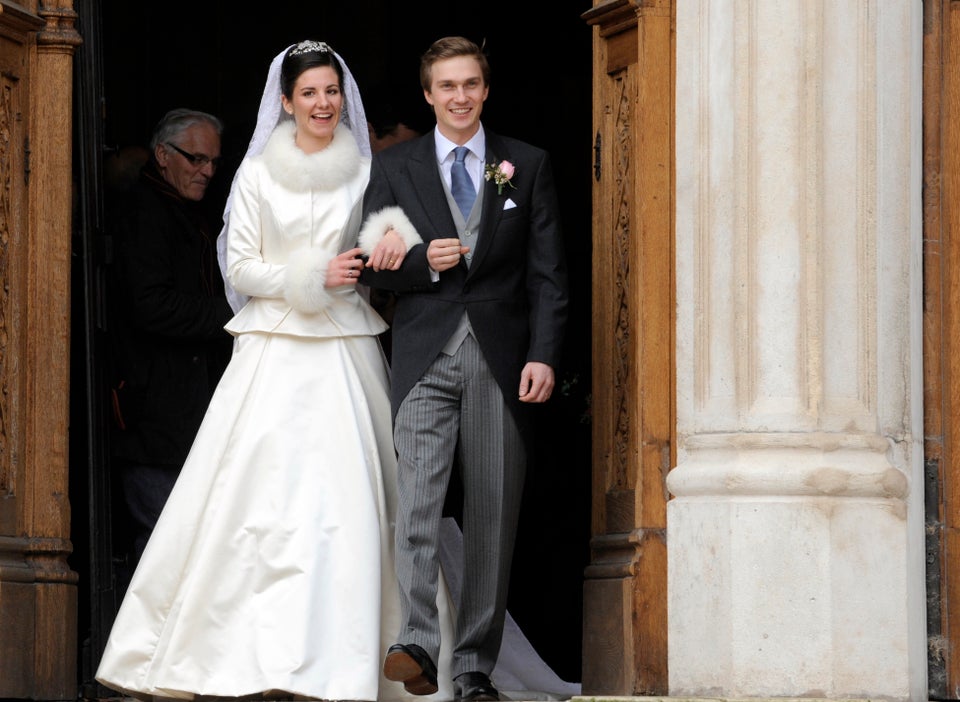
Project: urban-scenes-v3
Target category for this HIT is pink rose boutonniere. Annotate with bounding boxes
[484,160,517,195]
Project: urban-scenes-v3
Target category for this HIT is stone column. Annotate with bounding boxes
[669,2,925,699]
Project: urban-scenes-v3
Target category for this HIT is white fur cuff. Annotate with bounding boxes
[358,206,422,256]
[284,248,332,314]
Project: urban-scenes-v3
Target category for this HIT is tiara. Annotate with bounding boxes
[290,40,331,56]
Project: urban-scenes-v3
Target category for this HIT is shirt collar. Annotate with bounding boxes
[434,124,486,163]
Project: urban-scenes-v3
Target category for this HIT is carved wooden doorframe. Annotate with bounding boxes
[923,0,960,697]
[581,0,674,695]
[0,1,80,698]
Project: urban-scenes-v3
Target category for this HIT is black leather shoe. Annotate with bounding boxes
[383,643,439,696]
[454,671,500,702]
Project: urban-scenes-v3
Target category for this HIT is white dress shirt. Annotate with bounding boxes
[434,125,485,193]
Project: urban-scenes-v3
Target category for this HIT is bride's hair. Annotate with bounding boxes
[280,40,344,100]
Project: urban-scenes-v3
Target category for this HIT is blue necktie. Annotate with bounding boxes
[451,146,476,219]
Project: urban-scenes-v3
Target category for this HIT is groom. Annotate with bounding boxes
[357,36,568,702]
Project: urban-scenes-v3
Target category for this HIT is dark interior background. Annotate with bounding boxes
[72,1,593,691]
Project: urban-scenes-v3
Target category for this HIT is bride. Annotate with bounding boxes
[95,39,579,702]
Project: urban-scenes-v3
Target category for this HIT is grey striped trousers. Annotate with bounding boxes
[392,333,526,677]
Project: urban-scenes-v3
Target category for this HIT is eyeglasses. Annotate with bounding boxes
[165,142,221,168]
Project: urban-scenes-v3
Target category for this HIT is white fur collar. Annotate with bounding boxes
[260,119,362,192]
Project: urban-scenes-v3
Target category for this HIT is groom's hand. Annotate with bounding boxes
[427,238,470,272]
[519,362,555,403]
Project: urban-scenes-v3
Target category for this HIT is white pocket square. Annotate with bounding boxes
[503,198,517,210]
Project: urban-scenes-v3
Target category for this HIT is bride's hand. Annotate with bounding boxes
[328,247,365,286]
[366,229,406,271]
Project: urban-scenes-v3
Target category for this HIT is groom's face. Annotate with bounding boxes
[424,55,488,144]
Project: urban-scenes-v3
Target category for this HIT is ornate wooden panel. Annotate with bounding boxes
[581,0,674,694]
[0,5,42,696]
[0,1,79,698]
[924,0,960,697]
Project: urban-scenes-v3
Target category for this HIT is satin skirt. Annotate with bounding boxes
[95,332,456,702]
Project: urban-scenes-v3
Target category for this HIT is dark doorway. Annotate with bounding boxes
[72,2,592,695]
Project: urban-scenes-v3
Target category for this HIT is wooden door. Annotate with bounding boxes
[0,5,44,695]
[580,0,674,694]
[924,0,960,698]
[0,1,80,698]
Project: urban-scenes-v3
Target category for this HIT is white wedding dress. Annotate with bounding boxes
[95,120,579,702]
[97,329,435,701]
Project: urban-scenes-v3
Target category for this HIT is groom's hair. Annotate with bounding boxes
[419,36,491,92]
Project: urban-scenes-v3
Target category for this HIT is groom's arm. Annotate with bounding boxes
[357,155,436,292]
[524,148,569,371]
